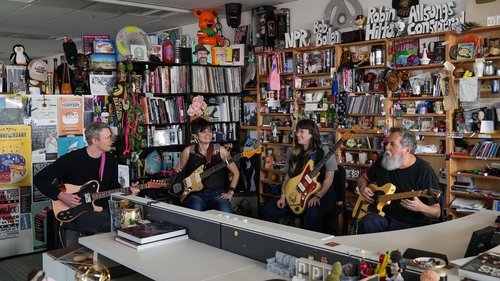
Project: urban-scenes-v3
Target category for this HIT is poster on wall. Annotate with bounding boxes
[32,125,58,162]
[57,96,84,136]
[0,187,20,240]
[0,125,32,188]
[30,95,58,126]
[32,162,52,203]
[148,27,182,46]
[0,95,29,126]
[57,135,85,157]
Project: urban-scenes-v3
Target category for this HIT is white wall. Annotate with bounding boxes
[182,0,476,44]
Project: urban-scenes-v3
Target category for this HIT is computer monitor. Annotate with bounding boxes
[464,226,495,257]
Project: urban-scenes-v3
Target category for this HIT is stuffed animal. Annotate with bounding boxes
[9,44,30,65]
[194,9,226,47]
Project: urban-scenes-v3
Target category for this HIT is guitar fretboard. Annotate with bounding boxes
[310,138,343,177]
[199,154,242,179]
[378,190,437,202]
[91,183,149,200]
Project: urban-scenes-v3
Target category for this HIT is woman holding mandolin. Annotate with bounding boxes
[262,119,338,232]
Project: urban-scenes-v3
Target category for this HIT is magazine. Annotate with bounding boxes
[458,251,500,281]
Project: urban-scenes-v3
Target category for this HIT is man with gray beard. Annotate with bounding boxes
[356,127,441,233]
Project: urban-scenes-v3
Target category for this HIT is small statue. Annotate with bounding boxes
[10,44,30,65]
[326,261,342,281]
[264,149,274,169]
[387,250,405,281]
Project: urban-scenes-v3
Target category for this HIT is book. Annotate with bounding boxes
[458,251,500,281]
[117,221,187,244]
[114,234,188,250]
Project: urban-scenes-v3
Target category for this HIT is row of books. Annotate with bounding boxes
[205,95,240,122]
[295,49,334,74]
[140,96,185,125]
[141,65,190,94]
[191,66,242,93]
[346,94,384,115]
[115,220,187,251]
[257,52,293,75]
[468,141,500,158]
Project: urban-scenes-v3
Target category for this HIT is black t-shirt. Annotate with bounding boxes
[366,157,440,226]
[34,148,120,207]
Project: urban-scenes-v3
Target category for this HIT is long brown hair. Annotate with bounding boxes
[288,119,321,177]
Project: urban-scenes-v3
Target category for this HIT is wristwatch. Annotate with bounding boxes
[228,188,235,195]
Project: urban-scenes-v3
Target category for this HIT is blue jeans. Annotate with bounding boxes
[358,213,415,234]
[262,188,334,232]
[183,188,232,213]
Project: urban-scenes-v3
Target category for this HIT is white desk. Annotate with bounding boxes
[330,210,499,260]
[79,233,283,281]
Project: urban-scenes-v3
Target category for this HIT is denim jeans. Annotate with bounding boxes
[183,188,232,213]
[358,213,415,234]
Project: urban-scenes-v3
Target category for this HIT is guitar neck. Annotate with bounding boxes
[310,138,343,177]
[199,153,242,179]
[91,183,149,200]
[379,190,427,202]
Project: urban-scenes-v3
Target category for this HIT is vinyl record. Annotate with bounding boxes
[115,26,150,58]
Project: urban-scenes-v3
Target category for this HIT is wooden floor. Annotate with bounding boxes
[0,252,43,280]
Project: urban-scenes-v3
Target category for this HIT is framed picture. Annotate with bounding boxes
[231,44,245,66]
[418,117,434,132]
[130,44,148,61]
[150,44,162,61]
[213,47,233,65]
[89,73,117,95]
[457,42,475,60]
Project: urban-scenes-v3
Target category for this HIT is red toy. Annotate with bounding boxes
[194,9,226,47]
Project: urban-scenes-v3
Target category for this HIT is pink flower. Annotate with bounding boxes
[188,95,209,117]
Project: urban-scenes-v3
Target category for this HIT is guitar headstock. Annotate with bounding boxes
[425,189,442,199]
[146,180,169,189]
[242,146,263,158]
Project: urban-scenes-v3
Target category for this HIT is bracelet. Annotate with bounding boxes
[314,194,322,199]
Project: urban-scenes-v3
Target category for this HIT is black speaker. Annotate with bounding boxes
[225,3,242,28]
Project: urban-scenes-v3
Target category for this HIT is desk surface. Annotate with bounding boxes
[331,210,499,261]
[79,233,282,281]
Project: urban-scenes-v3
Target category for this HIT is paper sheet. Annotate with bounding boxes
[459,77,479,102]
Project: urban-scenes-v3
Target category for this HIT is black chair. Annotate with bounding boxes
[323,165,347,235]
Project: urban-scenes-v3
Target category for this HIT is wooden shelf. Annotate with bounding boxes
[343,148,383,153]
[450,172,500,181]
[295,86,332,91]
[295,72,332,78]
[450,155,500,161]
[395,63,445,71]
[240,125,257,130]
[260,142,293,147]
[340,163,372,168]
[451,191,499,200]
[260,179,282,185]
[390,96,444,101]
[415,153,445,157]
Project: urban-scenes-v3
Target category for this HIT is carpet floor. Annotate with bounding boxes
[0,252,43,281]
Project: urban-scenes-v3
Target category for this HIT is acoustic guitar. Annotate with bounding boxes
[53,180,167,222]
[284,138,343,215]
[173,147,262,202]
[352,183,442,221]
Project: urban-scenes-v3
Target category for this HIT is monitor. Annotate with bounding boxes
[464,226,495,258]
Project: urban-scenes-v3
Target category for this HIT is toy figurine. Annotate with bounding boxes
[10,44,30,65]
[264,149,274,169]
[325,262,342,281]
[387,250,405,281]
[194,9,226,47]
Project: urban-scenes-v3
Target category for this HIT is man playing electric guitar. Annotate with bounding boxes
[357,127,441,234]
[34,122,140,240]
[262,119,338,232]
[174,118,239,212]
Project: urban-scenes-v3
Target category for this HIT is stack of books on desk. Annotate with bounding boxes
[114,221,187,250]
[458,251,500,281]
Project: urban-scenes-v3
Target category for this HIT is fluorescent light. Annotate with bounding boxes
[88,0,191,13]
